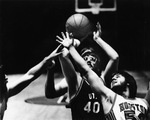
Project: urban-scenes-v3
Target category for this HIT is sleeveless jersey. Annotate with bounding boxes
[105,94,149,120]
[69,78,105,120]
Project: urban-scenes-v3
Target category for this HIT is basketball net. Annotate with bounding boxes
[75,0,117,15]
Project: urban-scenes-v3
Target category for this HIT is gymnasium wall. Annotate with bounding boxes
[1,0,150,74]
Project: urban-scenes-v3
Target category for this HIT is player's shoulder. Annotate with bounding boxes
[137,98,150,107]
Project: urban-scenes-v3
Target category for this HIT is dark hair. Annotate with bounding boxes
[80,47,95,56]
[112,71,137,98]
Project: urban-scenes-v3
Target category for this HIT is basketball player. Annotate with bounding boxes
[45,22,119,120]
[57,32,150,120]
[0,45,62,120]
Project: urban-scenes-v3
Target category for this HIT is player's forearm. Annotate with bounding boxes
[59,55,78,86]
[95,37,119,60]
[87,71,106,95]
[27,56,53,77]
[45,68,57,98]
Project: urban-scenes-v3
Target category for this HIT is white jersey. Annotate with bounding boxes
[105,94,149,120]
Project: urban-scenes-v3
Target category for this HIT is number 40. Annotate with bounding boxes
[84,101,100,113]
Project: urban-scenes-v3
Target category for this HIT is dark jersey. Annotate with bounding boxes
[69,78,105,120]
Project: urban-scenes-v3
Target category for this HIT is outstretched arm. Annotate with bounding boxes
[93,22,119,83]
[7,45,62,97]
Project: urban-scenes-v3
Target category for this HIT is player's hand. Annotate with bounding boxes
[73,38,80,48]
[68,32,80,47]
[93,22,102,41]
[61,47,70,57]
[56,32,75,48]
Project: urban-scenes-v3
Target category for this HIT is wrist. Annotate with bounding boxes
[64,40,74,49]
[94,36,102,42]
[68,45,75,51]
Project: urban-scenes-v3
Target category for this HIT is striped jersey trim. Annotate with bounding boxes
[105,109,117,120]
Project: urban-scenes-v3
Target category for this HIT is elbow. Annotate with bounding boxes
[45,89,57,98]
[112,53,119,61]
[115,55,119,62]
[45,92,56,99]
[45,92,51,98]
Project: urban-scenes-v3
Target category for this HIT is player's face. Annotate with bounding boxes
[111,73,126,89]
[82,53,99,70]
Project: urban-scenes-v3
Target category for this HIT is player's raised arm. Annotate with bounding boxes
[93,22,119,83]
[7,45,62,97]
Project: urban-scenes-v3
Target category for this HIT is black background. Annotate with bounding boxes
[1,0,150,74]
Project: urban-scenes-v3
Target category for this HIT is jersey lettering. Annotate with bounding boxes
[124,110,145,120]
[88,93,97,99]
[84,101,100,113]
[119,102,146,114]
[124,110,135,119]
[84,101,91,113]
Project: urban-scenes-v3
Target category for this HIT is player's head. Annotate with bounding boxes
[0,65,8,93]
[111,71,137,98]
[80,47,101,75]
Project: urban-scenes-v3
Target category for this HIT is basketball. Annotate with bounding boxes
[65,14,92,40]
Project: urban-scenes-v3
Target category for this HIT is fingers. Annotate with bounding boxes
[96,22,101,30]
[55,51,62,56]
[56,35,63,44]
[56,32,68,43]
[97,22,100,26]
[93,31,96,38]
[56,32,75,48]
[73,39,80,47]
[61,32,66,39]
[51,50,62,59]
[56,39,61,44]
[56,44,64,53]
[66,32,70,38]
[69,33,73,38]
[56,35,63,41]
[97,22,100,28]
[96,22,99,30]
[93,31,96,35]
[95,22,102,37]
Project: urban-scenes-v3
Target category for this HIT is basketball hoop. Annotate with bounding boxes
[90,4,101,14]
[75,0,117,15]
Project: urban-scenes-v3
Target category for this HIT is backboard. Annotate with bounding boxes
[75,0,117,14]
